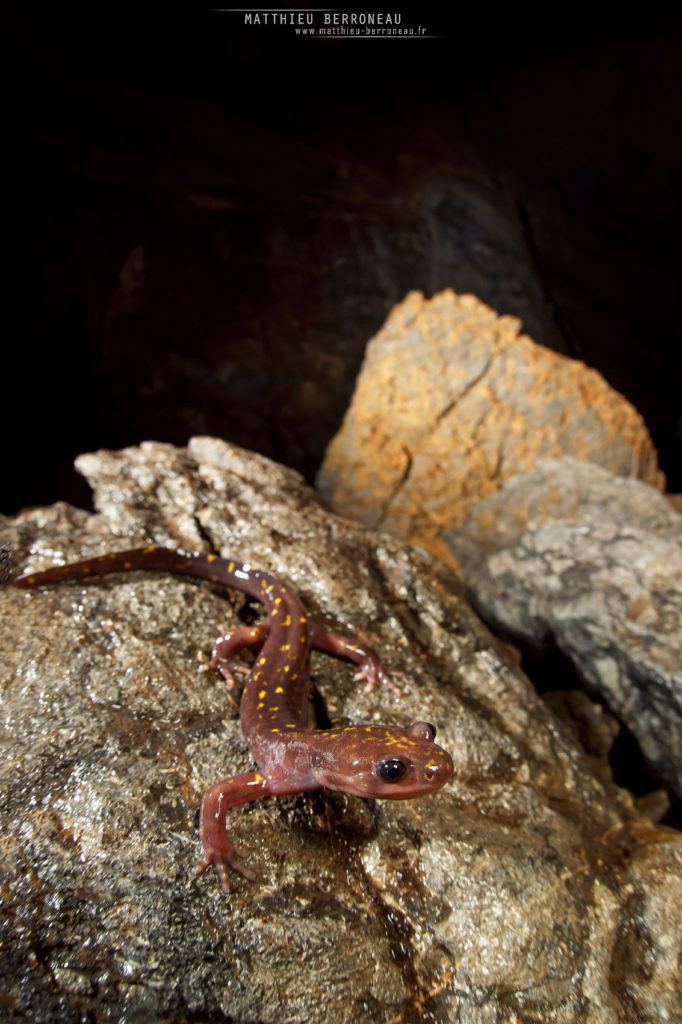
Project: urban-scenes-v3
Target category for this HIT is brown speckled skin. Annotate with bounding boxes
[13,546,453,888]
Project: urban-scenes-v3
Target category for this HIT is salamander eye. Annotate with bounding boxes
[407,721,437,742]
[377,757,407,783]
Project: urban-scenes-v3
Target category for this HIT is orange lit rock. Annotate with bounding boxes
[318,290,664,567]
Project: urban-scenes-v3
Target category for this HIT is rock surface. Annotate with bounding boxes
[447,457,682,800]
[1,439,680,1023]
[318,290,664,569]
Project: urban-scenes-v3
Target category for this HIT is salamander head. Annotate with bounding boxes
[309,721,453,799]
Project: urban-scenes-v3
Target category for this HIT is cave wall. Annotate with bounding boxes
[4,9,681,511]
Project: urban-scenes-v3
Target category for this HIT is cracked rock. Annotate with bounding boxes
[317,290,663,569]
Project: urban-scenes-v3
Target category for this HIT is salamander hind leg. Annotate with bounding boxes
[308,623,401,696]
[197,771,271,889]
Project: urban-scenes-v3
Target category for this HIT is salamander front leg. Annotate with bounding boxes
[197,770,272,888]
[308,623,401,696]
[200,622,270,687]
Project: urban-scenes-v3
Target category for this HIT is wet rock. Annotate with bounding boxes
[1,439,680,1023]
[447,457,682,800]
[318,290,663,569]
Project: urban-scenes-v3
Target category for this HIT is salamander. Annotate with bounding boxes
[11,545,454,888]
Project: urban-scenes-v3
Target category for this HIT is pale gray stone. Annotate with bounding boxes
[447,457,682,798]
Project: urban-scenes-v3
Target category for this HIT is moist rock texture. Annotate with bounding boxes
[1,439,680,1023]
[318,290,663,568]
[446,457,682,802]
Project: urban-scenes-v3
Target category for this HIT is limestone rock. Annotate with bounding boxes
[318,290,664,568]
[1,440,680,1023]
[447,457,682,799]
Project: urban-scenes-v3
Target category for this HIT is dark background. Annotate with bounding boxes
[4,6,681,513]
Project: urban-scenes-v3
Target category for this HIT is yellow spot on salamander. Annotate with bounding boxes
[207,553,217,562]
[143,545,156,554]
[299,616,307,624]
[274,686,284,694]
[258,690,267,699]
[284,666,290,673]
[257,702,264,710]
[285,724,296,729]
[258,657,267,666]
[228,561,235,572]
[283,614,291,626]
[279,644,291,652]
